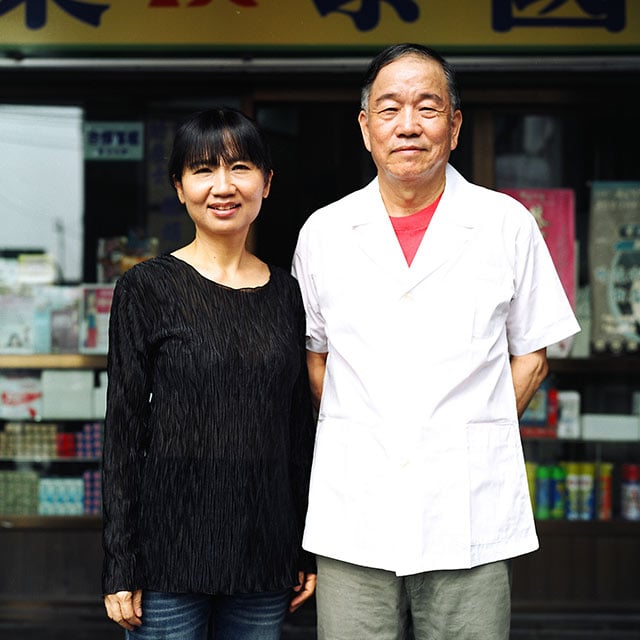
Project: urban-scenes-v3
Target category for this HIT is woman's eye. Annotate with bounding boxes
[232,163,251,171]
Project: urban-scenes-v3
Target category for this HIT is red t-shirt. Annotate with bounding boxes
[389,193,443,266]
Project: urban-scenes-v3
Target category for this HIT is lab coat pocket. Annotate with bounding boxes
[467,420,531,544]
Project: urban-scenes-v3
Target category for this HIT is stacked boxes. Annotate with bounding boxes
[83,470,102,515]
[0,421,102,516]
[38,477,84,515]
[0,470,39,515]
[0,423,57,457]
[76,422,102,459]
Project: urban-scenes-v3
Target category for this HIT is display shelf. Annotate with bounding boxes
[535,519,640,534]
[0,457,100,463]
[0,515,101,530]
[548,357,640,375]
[0,354,107,370]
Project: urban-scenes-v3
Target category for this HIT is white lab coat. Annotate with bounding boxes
[292,164,580,575]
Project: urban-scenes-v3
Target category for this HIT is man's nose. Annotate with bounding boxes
[397,107,421,135]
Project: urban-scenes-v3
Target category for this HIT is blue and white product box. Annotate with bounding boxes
[38,477,84,515]
[557,391,581,439]
[41,370,94,419]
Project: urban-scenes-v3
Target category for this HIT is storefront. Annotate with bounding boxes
[1,0,639,633]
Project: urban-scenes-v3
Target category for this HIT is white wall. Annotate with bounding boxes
[0,105,84,282]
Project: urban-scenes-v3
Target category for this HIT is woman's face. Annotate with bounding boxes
[174,159,272,238]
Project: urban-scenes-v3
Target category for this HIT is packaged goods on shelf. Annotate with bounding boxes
[38,477,84,515]
[557,391,581,439]
[32,285,82,354]
[0,371,42,420]
[0,286,36,354]
[79,285,114,354]
[581,414,640,441]
[41,370,94,419]
[534,464,566,520]
[0,422,57,458]
[0,470,39,515]
[83,470,102,515]
[621,463,640,521]
[589,181,640,355]
[75,422,102,459]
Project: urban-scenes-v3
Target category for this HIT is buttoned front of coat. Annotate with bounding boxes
[293,165,580,575]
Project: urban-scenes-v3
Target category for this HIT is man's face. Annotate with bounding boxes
[359,54,462,187]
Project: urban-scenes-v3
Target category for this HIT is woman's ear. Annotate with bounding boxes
[173,177,186,204]
[263,170,274,199]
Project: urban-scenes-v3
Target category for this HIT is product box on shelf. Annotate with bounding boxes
[79,285,114,354]
[589,181,640,354]
[32,285,82,354]
[41,370,94,419]
[581,413,640,441]
[0,470,39,515]
[557,391,581,439]
[0,286,36,354]
[0,371,42,420]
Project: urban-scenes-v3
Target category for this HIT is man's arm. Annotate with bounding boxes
[307,350,328,412]
[510,348,549,418]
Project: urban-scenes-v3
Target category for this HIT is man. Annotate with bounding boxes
[292,44,580,640]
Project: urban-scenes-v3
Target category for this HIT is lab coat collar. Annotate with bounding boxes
[348,164,478,291]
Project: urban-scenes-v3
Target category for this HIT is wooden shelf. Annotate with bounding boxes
[535,519,640,536]
[0,516,101,530]
[0,354,107,370]
[0,457,100,463]
[548,357,640,375]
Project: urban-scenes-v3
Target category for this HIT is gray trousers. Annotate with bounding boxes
[316,556,511,640]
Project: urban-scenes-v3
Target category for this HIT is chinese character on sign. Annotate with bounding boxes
[84,122,144,162]
[493,0,625,33]
[313,0,419,31]
[0,0,110,30]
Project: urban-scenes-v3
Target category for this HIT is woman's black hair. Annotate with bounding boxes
[168,108,272,187]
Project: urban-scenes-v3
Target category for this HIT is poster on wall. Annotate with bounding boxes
[502,188,576,357]
[589,182,640,355]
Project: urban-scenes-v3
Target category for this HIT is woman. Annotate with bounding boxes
[102,108,317,639]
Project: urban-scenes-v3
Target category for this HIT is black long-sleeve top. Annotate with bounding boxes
[102,255,316,595]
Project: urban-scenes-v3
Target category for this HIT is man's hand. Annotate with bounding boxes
[104,589,143,630]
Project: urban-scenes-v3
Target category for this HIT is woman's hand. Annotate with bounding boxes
[289,571,317,613]
[104,589,143,630]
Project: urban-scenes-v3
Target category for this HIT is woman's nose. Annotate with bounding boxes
[210,167,235,193]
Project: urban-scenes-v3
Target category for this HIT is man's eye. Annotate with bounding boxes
[420,107,443,118]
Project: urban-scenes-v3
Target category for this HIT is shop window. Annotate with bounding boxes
[0,105,84,282]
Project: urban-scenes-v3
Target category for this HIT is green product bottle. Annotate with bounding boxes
[535,465,552,520]
[550,465,566,519]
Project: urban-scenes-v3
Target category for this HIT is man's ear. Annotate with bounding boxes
[358,110,372,153]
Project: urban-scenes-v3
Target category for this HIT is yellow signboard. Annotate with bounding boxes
[0,0,638,51]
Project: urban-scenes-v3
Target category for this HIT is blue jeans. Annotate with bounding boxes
[125,589,290,640]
